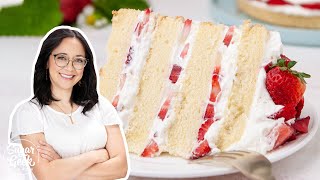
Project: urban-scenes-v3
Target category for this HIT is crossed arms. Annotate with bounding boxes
[20,125,128,180]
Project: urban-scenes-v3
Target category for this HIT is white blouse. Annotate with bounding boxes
[10,96,122,158]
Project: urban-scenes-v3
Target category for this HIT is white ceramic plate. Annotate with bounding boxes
[129,101,319,178]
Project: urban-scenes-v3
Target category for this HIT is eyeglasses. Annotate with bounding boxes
[52,53,88,70]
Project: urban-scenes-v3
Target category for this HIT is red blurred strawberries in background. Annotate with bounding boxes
[60,0,91,24]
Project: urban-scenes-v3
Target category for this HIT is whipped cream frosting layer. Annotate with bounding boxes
[150,21,200,150]
[205,25,241,154]
[249,0,320,16]
[227,31,284,153]
[205,28,285,154]
[117,11,157,130]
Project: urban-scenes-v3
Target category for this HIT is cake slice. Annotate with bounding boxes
[99,8,311,159]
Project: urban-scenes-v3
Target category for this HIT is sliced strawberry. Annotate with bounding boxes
[267,0,291,5]
[213,66,220,75]
[134,9,152,36]
[223,26,235,47]
[191,140,211,159]
[125,46,134,65]
[292,116,310,133]
[209,66,221,102]
[295,97,304,118]
[112,95,120,107]
[273,124,295,149]
[301,3,320,10]
[134,23,143,36]
[158,96,172,120]
[269,104,296,121]
[180,43,190,59]
[204,104,214,119]
[180,19,192,42]
[169,64,182,84]
[141,139,159,157]
[210,75,221,102]
[144,8,151,22]
[287,133,297,141]
[198,118,214,141]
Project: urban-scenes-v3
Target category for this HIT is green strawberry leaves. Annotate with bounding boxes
[272,58,311,84]
[0,0,62,35]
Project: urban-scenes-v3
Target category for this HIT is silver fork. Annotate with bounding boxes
[189,150,275,180]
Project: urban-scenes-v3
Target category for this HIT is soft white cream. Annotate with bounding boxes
[204,26,241,155]
[226,31,285,153]
[116,12,157,130]
[226,69,284,153]
[204,27,286,154]
[286,0,320,4]
[149,21,201,149]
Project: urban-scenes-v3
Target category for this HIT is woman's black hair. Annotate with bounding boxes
[32,28,98,115]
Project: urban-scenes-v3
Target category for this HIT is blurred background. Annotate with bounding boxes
[0,0,319,179]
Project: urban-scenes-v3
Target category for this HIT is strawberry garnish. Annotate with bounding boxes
[264,54,290,73]
[204,103,214,119]
[198,118,214,141]
[292,116,310,133]
[169,64,182,84]
[180,19,192,42]
[273,124,295,149]
[266,58,310,106]
[191,140,211,159]
[267,0,291,5]
[141,139,159,157]
[158,95,172,120]
[264,62,273,73]
[180,43,190,59]
[279,54,291,65]
[269,104,296,121]
[287,133,297,141]
[295,97,304,118]
[223,26,235,47]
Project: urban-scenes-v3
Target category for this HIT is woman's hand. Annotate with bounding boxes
[36,140,62,162]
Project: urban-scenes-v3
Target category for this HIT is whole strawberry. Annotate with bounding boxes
[60,0,91,24]
[266,57,310,106]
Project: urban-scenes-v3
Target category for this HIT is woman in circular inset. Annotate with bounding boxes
[10,26,128,179]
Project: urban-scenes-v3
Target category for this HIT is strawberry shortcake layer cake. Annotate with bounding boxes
[237,0,320,29]
[99,9,311,159]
